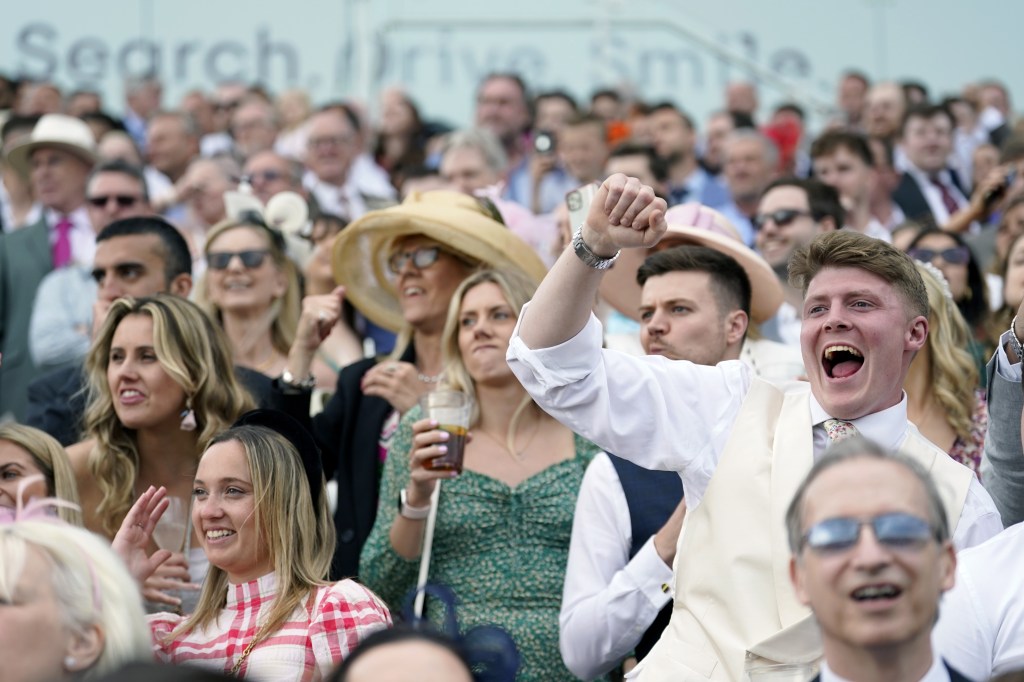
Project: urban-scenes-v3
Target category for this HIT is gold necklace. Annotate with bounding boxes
[476,416,540,460]
[230,623,269,676]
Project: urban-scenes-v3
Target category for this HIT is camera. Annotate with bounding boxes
[534,131,556,155]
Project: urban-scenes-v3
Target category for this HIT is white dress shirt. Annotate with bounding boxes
[904,165,970,228]
[507,309,1002,547]
[933,521,1024,680]
[559,453,675,679]
[820,656,949,682]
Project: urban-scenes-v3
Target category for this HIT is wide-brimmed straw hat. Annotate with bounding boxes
[332,190,548,332]
[5,114,98,175]
[600,203,783,324]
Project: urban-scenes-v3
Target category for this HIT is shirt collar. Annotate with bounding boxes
[808,391,909,452]
[44,205,90,229]
[820,655,948,682]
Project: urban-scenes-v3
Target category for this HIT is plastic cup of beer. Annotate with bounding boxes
[419,390,472,473]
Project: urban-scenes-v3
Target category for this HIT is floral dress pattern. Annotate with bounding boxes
[948,389,988,478]
[360,405,601,681]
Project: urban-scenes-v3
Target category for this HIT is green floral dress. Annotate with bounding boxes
[360,405,601,681]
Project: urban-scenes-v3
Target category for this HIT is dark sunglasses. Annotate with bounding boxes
[801,512,938,554]
[388,246,442,274]
[906,246,971,265]
[752,209,813,231]
[241,170,287,185]
[207,250,270,270]
[87,195,140,208]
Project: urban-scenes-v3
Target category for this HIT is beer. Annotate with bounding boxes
[430,424,468,473]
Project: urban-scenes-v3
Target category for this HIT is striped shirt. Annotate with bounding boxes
[150,573,391,681]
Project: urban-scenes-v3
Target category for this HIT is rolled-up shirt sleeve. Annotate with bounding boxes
[508,306,751,501]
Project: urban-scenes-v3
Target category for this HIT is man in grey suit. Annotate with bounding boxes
[982,296,1024,526]
[0,114,96,420]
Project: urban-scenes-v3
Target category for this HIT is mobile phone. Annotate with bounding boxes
[534,131,556,155]
[566,183,598,229]
[983,167,1019,210]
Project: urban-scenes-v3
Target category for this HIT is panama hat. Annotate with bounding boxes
[5,114,98,176]
[332,190,549,332]
[599,202,783,324]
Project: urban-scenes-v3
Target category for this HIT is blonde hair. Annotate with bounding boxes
[174,425,333,642]
[0,520,151,677]
[82,295,255,536]
[439,269,538,448]
[0,424,82,526]
[198,219,301,357]
[915,263,979,440]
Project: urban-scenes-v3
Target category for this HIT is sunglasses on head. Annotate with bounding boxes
[206,250,270,270]
[752,208,813,231]
[87,195,140,208]
[388,246,442,274]
[801,512,938,554]
[906,246,971,265]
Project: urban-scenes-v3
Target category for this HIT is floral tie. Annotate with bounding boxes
[823,418,859,443]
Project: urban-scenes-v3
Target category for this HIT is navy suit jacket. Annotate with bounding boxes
[892,169,967,227]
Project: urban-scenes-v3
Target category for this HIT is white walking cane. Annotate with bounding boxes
[413,480,442,618]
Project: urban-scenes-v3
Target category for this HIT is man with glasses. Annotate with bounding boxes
[508,174,1000,680]
[755,178,844,347]
[303,107,395,223]
[28,160,153,370]
[786,438,969,682]
[242,150,306,205]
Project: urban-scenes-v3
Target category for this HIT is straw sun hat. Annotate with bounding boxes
[332,190,548,332]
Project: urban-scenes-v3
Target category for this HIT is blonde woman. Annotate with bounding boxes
[906,262,986,474]
[0,519,152,682]
[360,269,600,681]
[69,295,254,608]
[0,423,82,525]
[199,214,301,378]
[115,411,391,680]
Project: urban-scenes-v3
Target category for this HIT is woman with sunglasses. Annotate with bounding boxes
[905,227,991,377]
[113,410,391,681]
[68,295,254,611]
[198,214,302,379]
[281,191,548,580]
[905,263,987,474]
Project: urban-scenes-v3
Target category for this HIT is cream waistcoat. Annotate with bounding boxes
[630,379,973,681]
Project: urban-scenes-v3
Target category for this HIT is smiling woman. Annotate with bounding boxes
[67,295,254,611]
[198,215,301,379]
[114,410,391,681]
[0,423,81,525]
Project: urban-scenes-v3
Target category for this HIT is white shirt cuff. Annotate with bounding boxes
[624,537,676,607]
[507,307,605,391]
[996,330,1022,382]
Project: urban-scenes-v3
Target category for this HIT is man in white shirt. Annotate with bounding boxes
[930,299,1024,679]
[507,174,1001,680]
[810,130,892,243]
[787,439,971,682]
[560,244,755,679]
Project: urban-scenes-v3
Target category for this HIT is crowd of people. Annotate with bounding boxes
[0,62,1023,682]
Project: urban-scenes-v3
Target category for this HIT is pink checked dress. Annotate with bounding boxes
[149,573,391,681]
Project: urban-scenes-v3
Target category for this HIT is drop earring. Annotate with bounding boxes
[64,656,76,670]
[180,398,197,432]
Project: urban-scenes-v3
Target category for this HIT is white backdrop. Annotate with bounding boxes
[1,0,1019,130]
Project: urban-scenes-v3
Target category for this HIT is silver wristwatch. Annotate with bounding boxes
[280,368,316,391]
[572,225,620,270]
[398,489,431,520]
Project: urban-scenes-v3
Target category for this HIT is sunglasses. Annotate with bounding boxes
[87,195,140,208]
[388,246,442,274]
[801,512,938,554]
[752,209,813,231]
[241,170,287,186]
[906,246,971,265]
[206,250,270,270]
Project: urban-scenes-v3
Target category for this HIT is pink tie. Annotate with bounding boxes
[53,217,73,268]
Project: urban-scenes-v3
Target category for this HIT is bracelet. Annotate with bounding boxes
[398,488,431,520]
[572,224,620,270]
[280,368,316,391]
[1009,316,1024,361]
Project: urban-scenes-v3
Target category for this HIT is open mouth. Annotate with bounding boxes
[823,344,864,379]
[850,584,901,601]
